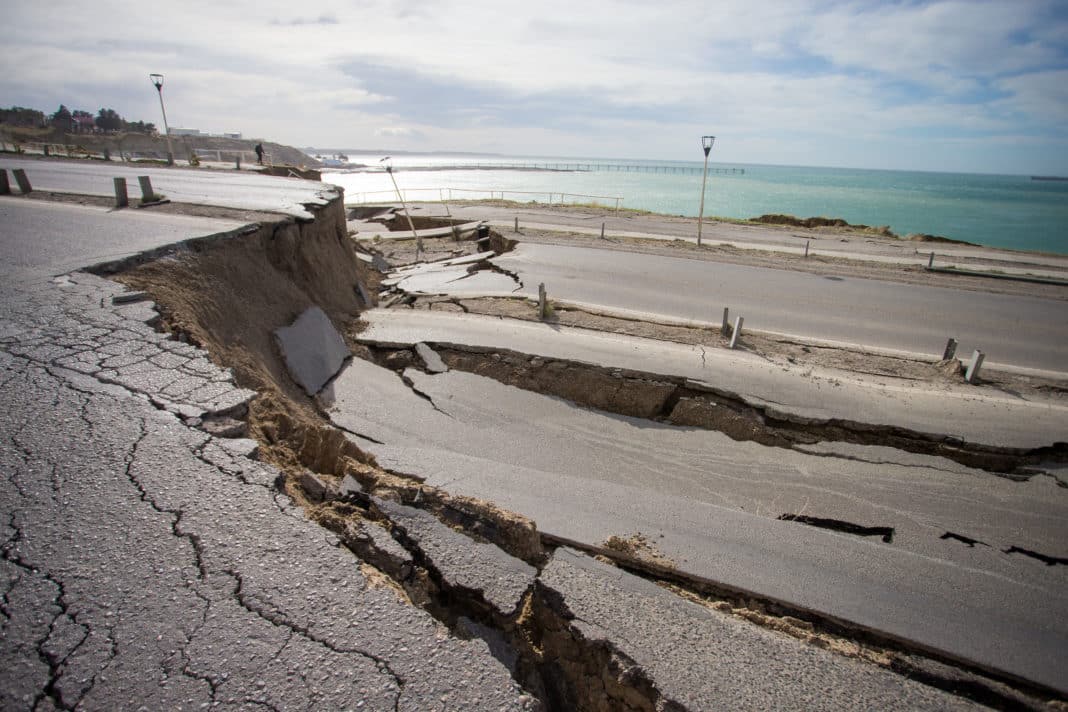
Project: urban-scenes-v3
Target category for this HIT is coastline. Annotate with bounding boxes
[326,160,1068,256]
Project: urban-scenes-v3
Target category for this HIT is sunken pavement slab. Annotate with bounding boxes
[374,497,538,618]
[538,548,984,711]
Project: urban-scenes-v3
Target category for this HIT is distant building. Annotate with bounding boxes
[222,132,242,139]
[169,127,202,136]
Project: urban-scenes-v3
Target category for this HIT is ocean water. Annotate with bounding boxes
[324,155,1068,255]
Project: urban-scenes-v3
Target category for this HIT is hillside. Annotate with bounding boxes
[0,124,321,168]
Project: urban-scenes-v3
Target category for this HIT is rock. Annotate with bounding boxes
[415,342,448,374]
[273,306,350,396]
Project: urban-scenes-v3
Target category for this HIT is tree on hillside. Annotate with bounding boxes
[0,106,46,127]
[95,108,123,132]
[125,120,156,134]
[51,104,72,129]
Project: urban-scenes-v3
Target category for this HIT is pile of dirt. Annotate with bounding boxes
[753,213,895,236]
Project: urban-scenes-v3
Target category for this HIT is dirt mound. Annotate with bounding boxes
[753,213,896,236]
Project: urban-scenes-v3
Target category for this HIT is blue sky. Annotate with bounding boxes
[3,0,1067,174]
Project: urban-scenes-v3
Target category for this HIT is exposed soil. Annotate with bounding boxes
[401,294,1068,402]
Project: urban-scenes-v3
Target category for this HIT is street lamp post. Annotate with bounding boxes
[381,158,423,260]
[697,135,715,247]
[149,73,174,165]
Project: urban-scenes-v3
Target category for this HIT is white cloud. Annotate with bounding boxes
[1,0,1065,172]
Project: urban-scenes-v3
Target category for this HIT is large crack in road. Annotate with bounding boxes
[68,205,1066,709]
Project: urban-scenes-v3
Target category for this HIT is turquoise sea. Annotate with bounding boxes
[325,155,1068,255]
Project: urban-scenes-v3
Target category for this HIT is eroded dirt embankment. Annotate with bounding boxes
[107,198,1064,711]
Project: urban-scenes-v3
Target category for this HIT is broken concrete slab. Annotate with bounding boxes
[373,497,537,617]
[415,342,448,373]
[538,548,987,711]
[273,306,350,396]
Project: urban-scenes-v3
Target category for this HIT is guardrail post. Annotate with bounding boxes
[137,175,154,201]
[12,169,31,193]
[113,177,128,208]
[965,350,985,383]
[942,337,958,361]
[729,316,744,349]
[0,170,9,195]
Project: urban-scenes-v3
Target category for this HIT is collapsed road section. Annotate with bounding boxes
[102,201,1067,709]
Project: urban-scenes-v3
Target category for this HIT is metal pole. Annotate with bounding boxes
[697,146,711,247]
[150,74,174,165]
[386,166,422,259]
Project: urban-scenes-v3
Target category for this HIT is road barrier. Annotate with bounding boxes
[114,177,128,207]
[12,168,31,193]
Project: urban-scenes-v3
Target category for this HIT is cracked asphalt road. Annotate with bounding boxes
[0,203,533,710]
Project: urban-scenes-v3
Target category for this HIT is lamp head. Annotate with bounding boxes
[149,73,164,90]
[701,135,715,156]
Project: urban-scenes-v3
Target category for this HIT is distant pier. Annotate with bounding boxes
[379,162,745,175]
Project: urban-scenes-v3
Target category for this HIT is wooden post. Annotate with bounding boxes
[514,216,519,233]
[0,170,9,195]
[12,169,31,194]
[721,307,730,337]
[235,155,241,170]
[928,252,935,269]
[538,283,548,320]
[804,240,810,258]
[942,337,958,361]
[103,148,111,161]
[729,317,744,349]
[43,145,50,157]
[600,222,606,239]
[113,177,128,208]
[965,350,985,383]
[137,176,154,202]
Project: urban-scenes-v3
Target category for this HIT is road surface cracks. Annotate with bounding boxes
[0,273,530,711]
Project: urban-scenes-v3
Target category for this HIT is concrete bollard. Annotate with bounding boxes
[12,169,31,194]
[942,337,958,361]
[721,307,730,337]
[965,350,985,383]
[538,283,548,320]
[0,170,9,195]
[729,316,744,349]
[113,177,129,208]
[138,176,154,202]
[928,252,935,269]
